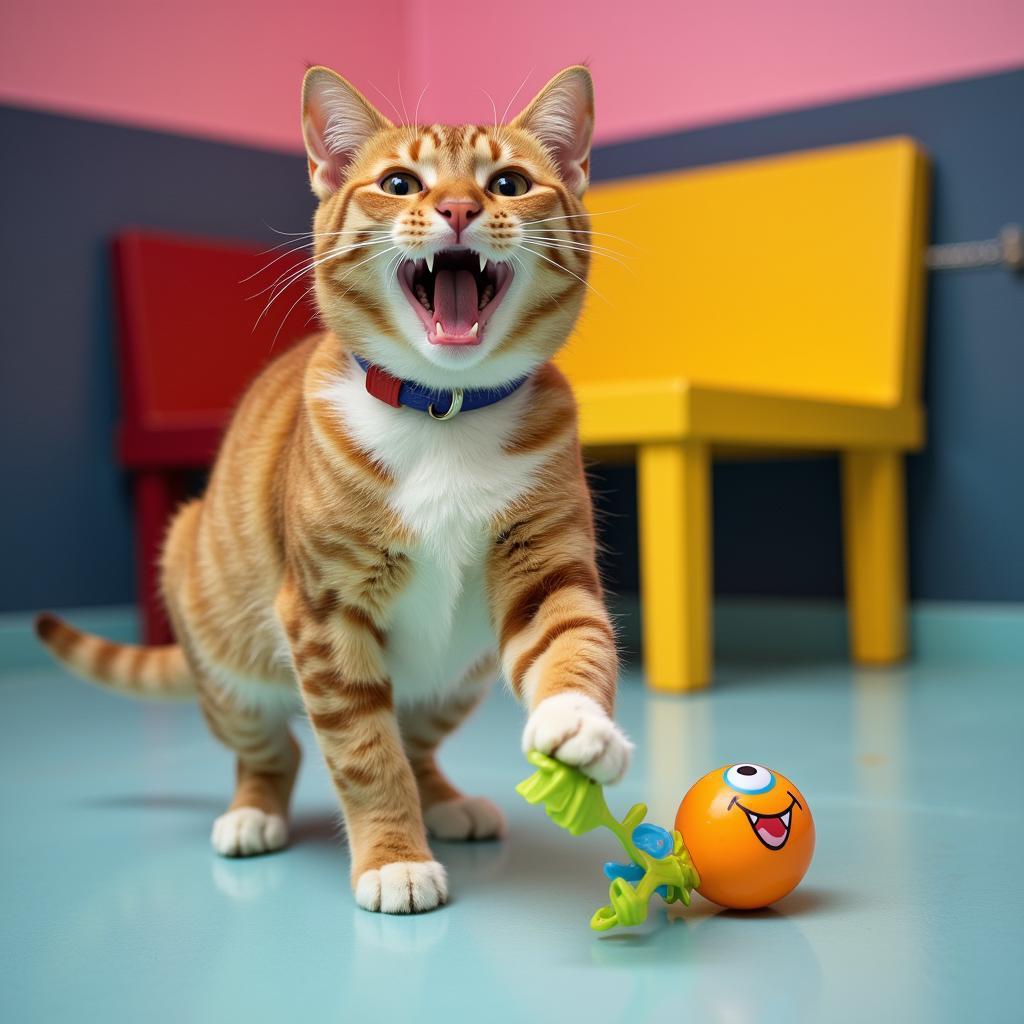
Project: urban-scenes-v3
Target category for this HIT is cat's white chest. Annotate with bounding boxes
[323,364,547,700]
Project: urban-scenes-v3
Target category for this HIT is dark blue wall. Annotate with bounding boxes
[0,112,315,612]
[1,68,1022,613]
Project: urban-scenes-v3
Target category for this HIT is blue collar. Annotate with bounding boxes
[352,355,529,420]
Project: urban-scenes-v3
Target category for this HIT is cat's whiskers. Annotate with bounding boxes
[270,284,315,353]
[381,249,409,296]
[243,231,393,285]
[518,208,641,240]
[326,244,404,304]
[497,69,533,149]
[518,224,638,247]
[244,228,393,291]
[260,239,398,344]
[369,82,407,126]
[520,218,638,249]
[413,84,429,127]
[518,243,608,303]
[266,224,391,238]
[252,239,393,332]
[519,206,639,223]
[518,237,636,275]
[249,237,392,303]
[481,88,499,135]
[519,233,630,256]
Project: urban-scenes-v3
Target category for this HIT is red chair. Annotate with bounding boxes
[113,230,318,643]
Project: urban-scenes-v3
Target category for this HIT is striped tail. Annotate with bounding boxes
[34,613,196,700]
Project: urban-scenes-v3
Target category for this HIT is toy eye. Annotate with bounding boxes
[724,764,775,794]
[381,172,422,196]
[488,171,531,197]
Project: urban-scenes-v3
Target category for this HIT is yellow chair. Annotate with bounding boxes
[558,137,930,692]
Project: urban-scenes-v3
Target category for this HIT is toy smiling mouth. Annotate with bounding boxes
[736,795,798,850]
[398,248,514,347]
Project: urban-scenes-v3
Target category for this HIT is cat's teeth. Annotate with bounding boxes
[426,253,434,274]
[479,253,487,273]
[436,320,446,335]
[469,322,479,337]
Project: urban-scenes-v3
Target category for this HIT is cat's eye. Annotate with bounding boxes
[488,171,531,197]
[380,172,423,196]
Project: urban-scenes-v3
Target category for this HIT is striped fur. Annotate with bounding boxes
[36,65,630,914]
[34,613,194,698]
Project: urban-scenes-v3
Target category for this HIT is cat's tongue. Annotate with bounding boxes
[432,269,479,341]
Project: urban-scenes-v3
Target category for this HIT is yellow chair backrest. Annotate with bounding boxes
[558,137,929,407]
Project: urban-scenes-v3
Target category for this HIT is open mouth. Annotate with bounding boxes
[733,794,799,850]
[398,248,514,347]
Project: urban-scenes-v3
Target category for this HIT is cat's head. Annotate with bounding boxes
[301,65,594,389]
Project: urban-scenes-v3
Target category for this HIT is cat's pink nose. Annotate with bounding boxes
[436,199,482,242]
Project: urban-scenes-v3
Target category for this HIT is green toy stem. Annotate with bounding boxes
[516,750,700,932]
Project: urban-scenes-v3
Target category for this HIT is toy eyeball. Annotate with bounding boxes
[723,764,775,794]
[675,764,814,910]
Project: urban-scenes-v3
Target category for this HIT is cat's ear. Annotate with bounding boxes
[301,66,393,199]
[511,66,594,197]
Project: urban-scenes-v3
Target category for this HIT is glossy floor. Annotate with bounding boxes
[2,657,1020,1023]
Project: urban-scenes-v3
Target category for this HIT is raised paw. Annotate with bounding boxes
[211,807,288,857]
[354,860,448,914]
[522,692,633,785]
[424,796,506,841]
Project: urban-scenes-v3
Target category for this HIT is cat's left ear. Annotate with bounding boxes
[512,66,594,197]
[302,66,393,200]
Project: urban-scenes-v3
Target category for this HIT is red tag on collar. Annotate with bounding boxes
[364,363,403,408]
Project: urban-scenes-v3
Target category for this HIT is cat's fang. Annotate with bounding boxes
[397,250,515,348]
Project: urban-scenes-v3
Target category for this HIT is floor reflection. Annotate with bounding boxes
[646,693,714,825]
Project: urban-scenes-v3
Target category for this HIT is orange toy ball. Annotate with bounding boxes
[675,764,814,910]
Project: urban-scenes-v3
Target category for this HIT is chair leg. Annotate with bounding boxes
[135,470,183,646]
[841,450,908,664]
[636,441,712,692]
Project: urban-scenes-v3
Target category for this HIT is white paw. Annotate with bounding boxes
[355,860,448,914]
[211,808,288,857]
[424,796,506,840]
[522,692,633,785]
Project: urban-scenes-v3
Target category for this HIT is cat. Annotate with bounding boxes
[36,64,632,914]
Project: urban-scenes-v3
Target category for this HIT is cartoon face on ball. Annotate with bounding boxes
[675,763,814,909]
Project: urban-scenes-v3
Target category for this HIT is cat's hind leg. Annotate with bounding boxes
[399,654,506,841]
[197,676,301,857]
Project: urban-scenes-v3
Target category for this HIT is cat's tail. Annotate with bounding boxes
[34,613,196,700]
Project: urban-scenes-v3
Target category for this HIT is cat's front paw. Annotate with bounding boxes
[425,796,506,841]
[354,860,448,914]
[522,692,633,785]
[211,807,288,857]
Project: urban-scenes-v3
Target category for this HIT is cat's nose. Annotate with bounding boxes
[436,199,482,242]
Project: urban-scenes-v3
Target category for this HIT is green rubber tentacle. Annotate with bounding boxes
[517,751,700,932]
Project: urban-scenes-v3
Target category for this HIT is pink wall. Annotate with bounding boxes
[406,0,1024,142]
[2,0,1023,150]
[0,0,412,152]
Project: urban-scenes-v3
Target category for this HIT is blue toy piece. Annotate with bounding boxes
[603,822,674,898]
[632,823,674,858]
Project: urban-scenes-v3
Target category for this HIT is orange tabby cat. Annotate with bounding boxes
[36,64,631,914]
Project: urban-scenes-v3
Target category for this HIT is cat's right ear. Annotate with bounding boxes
[301,67,392,200]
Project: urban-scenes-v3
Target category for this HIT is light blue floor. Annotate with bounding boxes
[2,655,1022,1023]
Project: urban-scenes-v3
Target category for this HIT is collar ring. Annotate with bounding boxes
[428,388,464,421]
